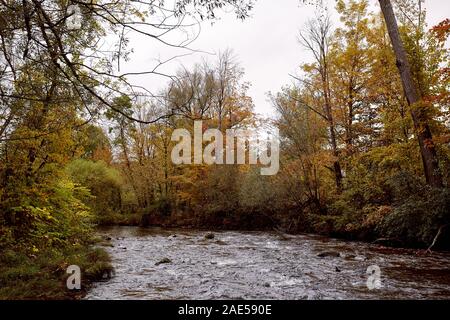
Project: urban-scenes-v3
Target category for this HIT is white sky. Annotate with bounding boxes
[122,0,450,118]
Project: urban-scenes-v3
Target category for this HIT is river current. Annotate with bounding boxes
[85,226,450,300]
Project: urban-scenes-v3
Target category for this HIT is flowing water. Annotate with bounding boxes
[85,226,450,300]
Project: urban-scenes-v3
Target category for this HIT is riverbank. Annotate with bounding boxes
[0,241,113,300]
[107,208,450,251]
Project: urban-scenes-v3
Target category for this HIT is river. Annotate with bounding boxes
[84,226,450,300]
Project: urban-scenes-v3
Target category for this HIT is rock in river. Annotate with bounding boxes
[155,258,172,266]
[204,233,215,240]
[317,251,341,258]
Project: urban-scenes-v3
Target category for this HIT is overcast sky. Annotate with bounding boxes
[122,0,450,118]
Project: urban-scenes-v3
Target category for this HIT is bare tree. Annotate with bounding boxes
[299,15,343,191]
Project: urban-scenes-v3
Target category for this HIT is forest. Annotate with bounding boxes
[0,0,449,299]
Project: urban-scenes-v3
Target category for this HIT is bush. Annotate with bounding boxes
[0,178,94,251]
[377,187,450,248]
[343,143,424,207]
[149,197,172,216]
[66,159,123,224]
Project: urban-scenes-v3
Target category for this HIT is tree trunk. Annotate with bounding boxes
[379,0,443,188]
[323,69,343,192]
[120,125,142,207]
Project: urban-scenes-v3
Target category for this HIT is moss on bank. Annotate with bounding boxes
[0,243,113,300]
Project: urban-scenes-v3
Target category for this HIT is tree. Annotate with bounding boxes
[74,124,112,163]
[298,15,344,191]
[0,0,255,146]
[331,0,375,154]
[272,86,330,212]
[378,0,443,188]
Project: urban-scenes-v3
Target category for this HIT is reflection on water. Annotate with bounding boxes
[85,226,450,300]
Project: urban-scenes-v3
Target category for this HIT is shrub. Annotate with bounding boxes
[377,187,450,247]
[66,159,123,224]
